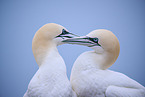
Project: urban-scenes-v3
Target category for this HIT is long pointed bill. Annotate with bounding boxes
[56,29,79,39]
[62,36,101,47]
[59,32,79,39]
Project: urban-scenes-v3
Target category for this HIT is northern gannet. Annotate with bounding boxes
[24,23,77,97]
[63,29,145,97]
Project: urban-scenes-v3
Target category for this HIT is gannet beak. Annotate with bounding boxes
[62,36,101,47]
[56,29,79,39]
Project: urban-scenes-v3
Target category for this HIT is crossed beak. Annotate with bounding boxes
[62,36,101,47]
[56,29,79,39]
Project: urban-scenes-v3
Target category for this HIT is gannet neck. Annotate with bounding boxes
[40,44,66,72]
[92,50,118,70]
[32,39,66,71]
[32,35,52,66]
[72,50,117,72]
[32,25,59,67]
[87,44,120,70]
[104,50,119,69]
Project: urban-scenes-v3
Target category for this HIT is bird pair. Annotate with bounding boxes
[24,23,145,97]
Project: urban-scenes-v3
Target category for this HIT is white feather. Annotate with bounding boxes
[24,23,77,97]
[70,51,145,97]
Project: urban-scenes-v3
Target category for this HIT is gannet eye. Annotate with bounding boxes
[88,37,101,46]
[62,29,69,35]
[93,38,98,43]
[55,29,74,39]
[88,37,99,43]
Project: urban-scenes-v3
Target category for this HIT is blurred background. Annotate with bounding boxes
[0,0,145,97]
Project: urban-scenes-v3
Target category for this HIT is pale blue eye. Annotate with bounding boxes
[93,38,98,42]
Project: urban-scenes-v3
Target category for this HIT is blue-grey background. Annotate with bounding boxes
[1,0,145,97]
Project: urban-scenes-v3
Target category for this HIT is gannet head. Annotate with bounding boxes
[87,29,120,54]
[63,29,120,68]
[32,23,78,66]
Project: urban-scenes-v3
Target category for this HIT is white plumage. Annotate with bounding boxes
[64,29,145,97]
[70,51,145,97]
[24,23,77,97]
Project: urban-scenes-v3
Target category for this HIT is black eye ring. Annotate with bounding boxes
[62,29,69,35]
[88,37,98,43]
[88,37,101,46]
[93,38,98,42]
